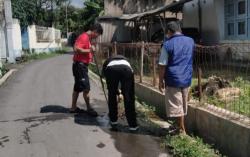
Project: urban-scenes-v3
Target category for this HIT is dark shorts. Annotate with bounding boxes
[72,62,90,92]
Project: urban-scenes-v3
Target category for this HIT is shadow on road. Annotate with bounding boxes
[40,105,70,113]
[39,104,168,136]
[40,104,168,157]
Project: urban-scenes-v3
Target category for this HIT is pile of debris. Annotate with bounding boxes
[192,76,241,102]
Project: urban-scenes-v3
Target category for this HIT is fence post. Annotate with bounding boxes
[198,67,203,102]
[140,41,144,83]
[152,52,157,86]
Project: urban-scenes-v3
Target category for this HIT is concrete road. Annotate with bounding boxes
[0,54,169,157]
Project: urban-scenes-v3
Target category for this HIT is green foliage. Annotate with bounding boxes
[0,64,8,77]
[21,49,67,62]
[164,135,223,157]
[12,0,104,35]
[12,0,37,27]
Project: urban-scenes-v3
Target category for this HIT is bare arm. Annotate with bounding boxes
[74,45,91,54]
[158,65,166,93]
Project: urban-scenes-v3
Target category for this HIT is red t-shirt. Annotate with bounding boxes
[73,33,93,64]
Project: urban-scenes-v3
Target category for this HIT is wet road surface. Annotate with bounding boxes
[0,54,170,157]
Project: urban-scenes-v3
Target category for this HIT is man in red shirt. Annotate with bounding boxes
[70,23,103,116]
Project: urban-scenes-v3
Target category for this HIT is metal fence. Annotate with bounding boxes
[97,42,161,86]
[55,29,61,43]
[96,42,250,123]
[36,26,53,42]
[35,26,61,43]
[194,43,250,123]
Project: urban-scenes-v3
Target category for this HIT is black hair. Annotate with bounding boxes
[166,21,181,33]
[90,23,103,35]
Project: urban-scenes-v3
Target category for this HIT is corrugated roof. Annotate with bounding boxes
[98,0,191,21]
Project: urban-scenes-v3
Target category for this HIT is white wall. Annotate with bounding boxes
[183,0,224,44]
[12,19,22,58]
[0,23,7,59]
[28,25,61,53]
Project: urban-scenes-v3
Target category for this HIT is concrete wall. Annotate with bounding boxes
[11,19,22,58]
[104,0,173,16]
[186,104,250,157]
[26,25,61,53]
[135,83,166,118]
[0,23,7,59]
[183,0,224,44]
[134,82,250,157]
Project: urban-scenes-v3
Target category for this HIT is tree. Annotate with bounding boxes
[12,0,37,27]
[12,0,104,36]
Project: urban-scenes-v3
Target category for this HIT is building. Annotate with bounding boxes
[183,0,250,44]
[98,0,186,43]
[0,0,22,64]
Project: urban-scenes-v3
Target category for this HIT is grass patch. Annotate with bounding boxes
[191,76,250,116]
[135,98,224,157]
[164,134,224,157]
[20,49,67,63]
[0,64,9,78]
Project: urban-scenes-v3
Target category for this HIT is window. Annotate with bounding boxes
[225,0,249,39]
[238,21,246,34]
[238,1,246,15]
[228,23,235,36]
[226,3,234,17]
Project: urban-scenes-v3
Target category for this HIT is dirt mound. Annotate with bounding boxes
[192,76,241,102]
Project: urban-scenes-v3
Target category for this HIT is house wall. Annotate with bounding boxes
[11,19,22,58]
[26,25,61,53]
[99,20,134,43]
[183,0,224,45]
[104,0,173,16]
[0,23,7,59]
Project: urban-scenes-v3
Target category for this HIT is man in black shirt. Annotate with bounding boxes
[102,55,138,131]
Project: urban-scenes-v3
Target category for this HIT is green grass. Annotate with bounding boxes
[136,98,224,157]
[191,76,250,117]
[20,49,67,62]
[164,134,223,157]
[0,64,8,77]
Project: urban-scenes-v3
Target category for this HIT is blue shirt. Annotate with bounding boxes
[162,34,194,88]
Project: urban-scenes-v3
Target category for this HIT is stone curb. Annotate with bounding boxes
[0,69,18,86]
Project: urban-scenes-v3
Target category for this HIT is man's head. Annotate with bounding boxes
[89,23,103,39]
[165,21,182,38]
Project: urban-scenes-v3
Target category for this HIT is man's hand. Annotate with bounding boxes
[90,45,96,52]
[159,79,165,94]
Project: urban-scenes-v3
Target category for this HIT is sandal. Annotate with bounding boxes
[86,108,98,117]
[69,107,86,113]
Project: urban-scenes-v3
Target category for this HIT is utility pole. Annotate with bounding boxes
[66,3,68,38]
[0,0,3,76]
[65,0,71,39]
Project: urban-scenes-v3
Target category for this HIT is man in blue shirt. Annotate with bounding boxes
[158,21,194,134]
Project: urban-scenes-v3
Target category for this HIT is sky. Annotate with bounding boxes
[71,0,84,8]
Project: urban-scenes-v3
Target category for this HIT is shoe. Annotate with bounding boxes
[86,108,98,117]
[110,121,118,125]
[129,126,139,131]
[110,121,118,131]
[168,125,180,135]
